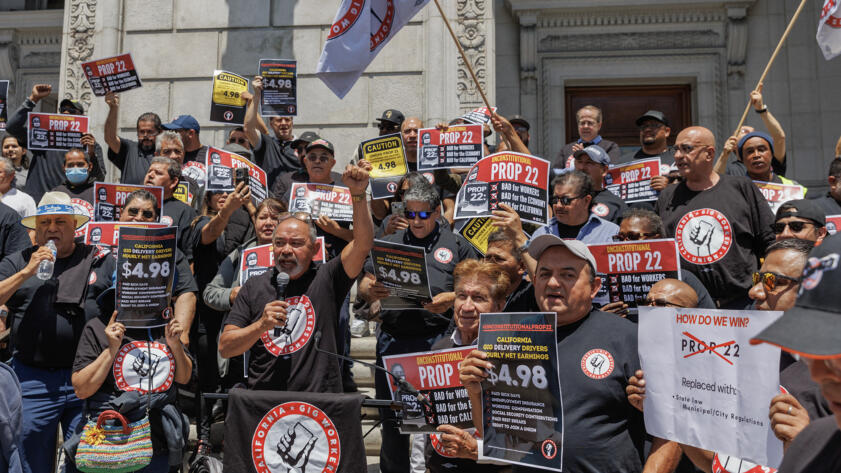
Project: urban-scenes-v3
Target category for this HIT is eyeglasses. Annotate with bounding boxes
[612,231,660,242]
[277,212,312,224]
[229,137,249,145]
[550,195,586,206]
[125,207,155,220]
[672,144,707,154]
[404,210,433,220]
[752,271,801,292]
[306,154,331,163]
[771,221,814,234]
[379,124,399,133]
[645,297,686,308]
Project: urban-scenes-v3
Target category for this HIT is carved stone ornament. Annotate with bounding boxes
[456,0,487,111]
[64,0,97,109]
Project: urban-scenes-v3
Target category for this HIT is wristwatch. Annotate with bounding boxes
[756,107,768,114]
[516,241,529,255]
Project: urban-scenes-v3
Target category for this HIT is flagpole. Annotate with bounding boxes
[714,0,810,174]
[432,0,494,111]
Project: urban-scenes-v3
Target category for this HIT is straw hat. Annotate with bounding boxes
[21,191,90,229]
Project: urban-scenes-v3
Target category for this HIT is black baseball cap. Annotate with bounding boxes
[291,131,320,149]
[305,138,335,155]
[750,233,841,358]
[775,199,826,227]
[375,109,405,127]
[635,110,669,127]
[509,115,530,130]
[59,99,85,115]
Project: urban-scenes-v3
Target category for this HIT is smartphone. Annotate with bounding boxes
[235,167,249,187]
[391,201,405,216]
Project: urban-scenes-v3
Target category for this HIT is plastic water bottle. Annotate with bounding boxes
[36,240,57,280]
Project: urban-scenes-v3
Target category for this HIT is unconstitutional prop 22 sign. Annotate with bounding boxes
[205,146,268,203]
[93,183,164,223]
[416,124,484,171]
[638,307,784,467]
[27,112,88,151]
[588,239,680,307]
[116,226,177,328]
[81,53,142,96]
[382,347,474,433]
[605,157,661,203]
[753,180,805,213]
[478,312,563,472]
[288,183,353,221]
[455,152,550,225]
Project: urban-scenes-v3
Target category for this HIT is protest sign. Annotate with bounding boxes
[81,53,142,96]
[456,217,495,255]
[416,124,483,171]
[382,346,475,433]
[478,312,563,472]
[638,307,784,467]
[180,160,206,205]
[0,80,8,130]
[205,146,268,203]
[93,183,164,222]
[827,214,841,235]
[455,152,550,225]
[288,183,353,221]
[259,59,297,116]
[605,157,661,203]
[210,70,248,124]
[239,239,325,286]
[116,226,177,328]
[27,112,88,151]
[458,106,497,125]
[359,133,408,199]
[86,222,167,247]
[370,239,432,309]
[588,239,680,307]
[753,181,805,213]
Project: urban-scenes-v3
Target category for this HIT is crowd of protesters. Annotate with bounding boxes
[0,76,840,473]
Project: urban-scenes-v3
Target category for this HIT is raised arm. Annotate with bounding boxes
[7,84,52,139]
[103,91,122,154]
[244,76,264,149]
[200,182,249,244]
[339,161,375,278]
[751,85,786,163]
[491,113,529,155]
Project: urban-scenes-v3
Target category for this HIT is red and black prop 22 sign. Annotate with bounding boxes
[81,53,142,96]
[588,238,681,307]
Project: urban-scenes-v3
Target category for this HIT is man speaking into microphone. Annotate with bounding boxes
[218,161,374,392]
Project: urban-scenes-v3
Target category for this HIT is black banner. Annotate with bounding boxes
[478,312,563,472]
[370,239,432,309]
[116,226,177,328]
[259,59,297,116]
[0,80,7,130]
[224,389,366,473]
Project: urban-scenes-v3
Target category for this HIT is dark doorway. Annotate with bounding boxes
[565,85,692,153]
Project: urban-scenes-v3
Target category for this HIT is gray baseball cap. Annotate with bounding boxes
[527,234,597,271]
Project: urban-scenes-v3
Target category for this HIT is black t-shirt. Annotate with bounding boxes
[511,311,644,473]
[253,133,301,189]
[814,194,841,217]
[184,145,208,165]
[52,181,95,206]
[680,269,716,309]
[270,170,344,205]
[654,175,775,301]
[0,202,32,261]
[107,138,156,184]
[365,226,479,337]
[224,256,354,392]
[504,279,541,313]
[592,188,628,224]
[0,244,112,368]
[162,197,198,261]
[777,416,841,473]
[617,147,676,167]
[556,221,586,239]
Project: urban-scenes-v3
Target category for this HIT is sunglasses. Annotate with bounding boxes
[612,231,659,242]
[645,297,686,308]
[229,137,249,145]
[550,195,586,206]
[379,124,399,132]
[126,207,155,220]
[404,210,433,220]
[752,271,801,292]
[770,221,814,234]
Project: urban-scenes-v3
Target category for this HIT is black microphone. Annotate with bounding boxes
[312,331,433,412]
[272,269,290,337]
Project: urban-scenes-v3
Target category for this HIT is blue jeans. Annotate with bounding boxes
[11,360,83,473]
[376,330,444,473]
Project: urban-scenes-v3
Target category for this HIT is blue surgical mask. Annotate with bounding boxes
[66,167,88,185]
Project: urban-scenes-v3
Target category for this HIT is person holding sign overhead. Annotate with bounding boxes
[244,76,301,186]
[103,91,162,184]
[358,184,479,473]
[0,191,111,473]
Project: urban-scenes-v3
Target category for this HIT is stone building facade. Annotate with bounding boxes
[2,0,839,188]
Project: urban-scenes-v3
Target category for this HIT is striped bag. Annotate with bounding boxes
[75,410,153,473]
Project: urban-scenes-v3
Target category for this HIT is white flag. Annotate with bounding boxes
[317,0,430,98]
[817,0,841,60]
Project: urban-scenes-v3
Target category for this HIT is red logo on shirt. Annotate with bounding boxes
[591,203,609,218]
[160,215,174,226]
[434,248,453,264]
[72,198,93,238]
[580,348,614,379]
[88,271,97,285]
[261,295,316,356]
[251,401,341,473]
[113,341,175,394]
[674,208,732,265]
